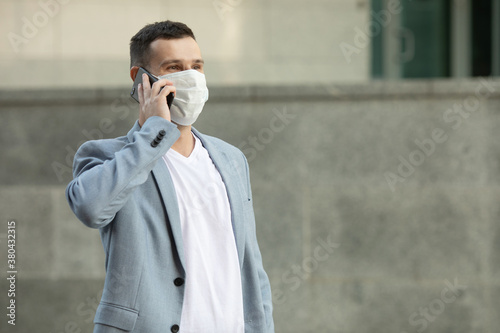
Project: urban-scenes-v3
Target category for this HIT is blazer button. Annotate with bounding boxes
[174,278,184,286]
[151,138,162,147]
[171,324,180,333]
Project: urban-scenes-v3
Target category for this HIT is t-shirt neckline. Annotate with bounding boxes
[166,132,201,163]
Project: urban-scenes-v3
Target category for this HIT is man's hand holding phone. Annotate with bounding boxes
[137,74,176,126]
[131,67,176,127]
[137,73,175,126]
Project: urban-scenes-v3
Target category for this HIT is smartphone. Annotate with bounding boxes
[130,67,174,108]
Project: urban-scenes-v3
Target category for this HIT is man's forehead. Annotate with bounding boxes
[150,37,200,53]
[149,37,202,63]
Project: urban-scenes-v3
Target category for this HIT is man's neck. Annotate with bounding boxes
[171,124,195,157]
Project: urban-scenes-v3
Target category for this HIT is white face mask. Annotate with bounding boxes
[158,69,209,126]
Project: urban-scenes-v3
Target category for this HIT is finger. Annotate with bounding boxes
[151,78,173,97]
[138,83,144,105]
[158,79,175,97]
[158,85,176,100]
[141,74,151,97]
[163,80,175,97]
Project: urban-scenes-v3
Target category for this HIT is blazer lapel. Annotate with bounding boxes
[151,161,187,273]
[127,121,186,273]
[193,128,246,268]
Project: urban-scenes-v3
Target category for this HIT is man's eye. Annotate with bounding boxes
[168,66,179,70]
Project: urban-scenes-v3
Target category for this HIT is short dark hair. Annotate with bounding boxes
[130,20,196,68]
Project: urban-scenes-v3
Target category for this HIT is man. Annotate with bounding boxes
[66,20,274,333]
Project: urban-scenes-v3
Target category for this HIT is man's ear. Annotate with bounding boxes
[130,66,140,81]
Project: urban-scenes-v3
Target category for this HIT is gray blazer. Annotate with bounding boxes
[66,116,274,333]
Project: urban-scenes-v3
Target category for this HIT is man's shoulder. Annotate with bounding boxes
[196,131,245,159]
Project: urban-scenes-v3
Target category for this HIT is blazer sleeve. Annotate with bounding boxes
[65,117,180,229]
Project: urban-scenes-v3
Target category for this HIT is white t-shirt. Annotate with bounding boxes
[162,133,244,333]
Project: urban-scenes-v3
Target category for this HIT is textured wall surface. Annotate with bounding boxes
[1,78,500,332]
[0,0,369,89]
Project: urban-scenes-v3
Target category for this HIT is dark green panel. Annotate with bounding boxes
[401,0,450,78]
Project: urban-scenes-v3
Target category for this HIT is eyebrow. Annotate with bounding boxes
[159,59,205,67]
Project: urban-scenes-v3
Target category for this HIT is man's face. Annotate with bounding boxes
[146,37,204,77]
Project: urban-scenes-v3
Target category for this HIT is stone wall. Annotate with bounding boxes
[1,78,500,332]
